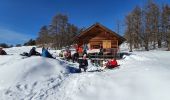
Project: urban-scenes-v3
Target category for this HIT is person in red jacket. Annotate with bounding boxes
[105,59,118,69]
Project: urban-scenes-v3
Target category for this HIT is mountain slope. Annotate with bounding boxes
[0,46,170,100]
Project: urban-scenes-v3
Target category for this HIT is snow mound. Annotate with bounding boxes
[0,56,68,89]
[0,46,70,100]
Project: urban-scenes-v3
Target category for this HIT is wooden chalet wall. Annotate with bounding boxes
[74,23,126,50]
[89,32,118,49]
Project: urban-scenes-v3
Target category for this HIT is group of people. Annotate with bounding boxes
[1,46,118,72]
[0,46,88,72]
[25,47,54,58]
[63,49,88,72]
[0,46,54,59]
[61,48,119,72]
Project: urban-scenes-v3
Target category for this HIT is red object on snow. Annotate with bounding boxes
[106,59,118,69]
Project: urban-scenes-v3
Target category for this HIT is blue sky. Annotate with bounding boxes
[0,0,170,45]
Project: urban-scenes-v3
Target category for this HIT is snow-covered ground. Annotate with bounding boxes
[0,46,170,100]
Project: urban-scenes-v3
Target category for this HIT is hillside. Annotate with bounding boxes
[0,46,170,100]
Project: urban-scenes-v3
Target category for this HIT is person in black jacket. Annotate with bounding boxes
[72,50,79,63]
[28,47,40,57]
[79,55,88,72]
[0,47,7,55]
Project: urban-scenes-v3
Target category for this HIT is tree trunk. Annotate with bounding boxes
[168,44,170,51]
[144,41,149,51]
[129,33,133,52]
[153,41,156,49]
[145,45,149,51]
[129,43,133,52]
[158,40,162,48]
[167,37,170,51]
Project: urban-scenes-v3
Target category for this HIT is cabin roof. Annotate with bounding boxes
[74,23,126,45]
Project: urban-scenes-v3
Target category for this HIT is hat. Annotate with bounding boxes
[32,47,36,50]
[83,54,87,59]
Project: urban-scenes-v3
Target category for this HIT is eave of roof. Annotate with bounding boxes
[74,22,126,43]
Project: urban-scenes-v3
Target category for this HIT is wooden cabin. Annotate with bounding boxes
[74,23,126,54]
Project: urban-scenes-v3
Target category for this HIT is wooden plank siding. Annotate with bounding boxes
[88,32,119,49]
[74,23,126,50]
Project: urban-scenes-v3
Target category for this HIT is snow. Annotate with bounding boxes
[87,49,100,53]
[0,46,69,99]
[0,46,170,100]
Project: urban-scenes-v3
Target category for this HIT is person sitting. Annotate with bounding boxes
[59,50,64,57]
[28,47,40,57]
[72,50,79,63]
[0,47,7,55]
[20,52,29,56]
[64,49,71,61]
[42,47,45,53]
[78,54,88,72]
[42,48,54,58]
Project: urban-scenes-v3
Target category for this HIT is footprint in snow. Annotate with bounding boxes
[33,82,38,87]
[24,84,28,89]
[16,84,22,91]
[5,90,12,95]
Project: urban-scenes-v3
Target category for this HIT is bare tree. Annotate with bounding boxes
[36,26,50,45]
[124,6,142,52]
[162,5,170,50]
[125,13,133,52]
[36,14,79,49]
[132,6,142,49]
[124,0,170,51]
